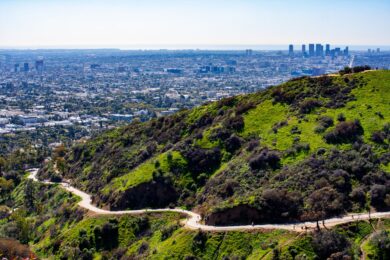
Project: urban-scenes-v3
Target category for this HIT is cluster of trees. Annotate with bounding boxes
[57,217,150,260]
[339,65,371,75]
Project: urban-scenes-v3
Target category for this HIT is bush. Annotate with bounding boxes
[324,120,364,144]
[339,65,371,75]
[224,115,245,132]
[249,149,280,170]
[290,125,301,135]
[182,147,221,175]
[161,224,179,241]
[299,98,322,114]
[259,189,302,221]
[224,135,242,153]
[337,113,346,122]
[312,231,350,259]
[371,131,385,144]
[235,101,256,115]
[272,120,288,133]
[307,187,344,219]
[370,231,390,260]
[247,139,259,151]
[370,184,389,209]
[317,116,334,128]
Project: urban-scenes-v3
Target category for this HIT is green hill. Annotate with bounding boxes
[41,70,390,226]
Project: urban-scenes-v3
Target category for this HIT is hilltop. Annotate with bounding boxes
[40,69,390,226]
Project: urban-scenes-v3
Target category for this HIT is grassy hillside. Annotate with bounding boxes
[40,70,390,225]
[4,176,389,259]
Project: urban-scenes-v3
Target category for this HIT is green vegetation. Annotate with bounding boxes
[1,70,386,258]
[37,70,390,225]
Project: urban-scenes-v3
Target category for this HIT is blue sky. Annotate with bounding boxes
[0,0,389,49]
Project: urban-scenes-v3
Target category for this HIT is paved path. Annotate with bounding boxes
[27,169,390,232]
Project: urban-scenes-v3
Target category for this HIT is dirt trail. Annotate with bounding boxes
[27,169,390,232]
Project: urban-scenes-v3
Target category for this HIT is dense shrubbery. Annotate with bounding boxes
[324,120,364,143]
[249,149,281,170]
[312,230,351,259]
[223,115,245,132]
[37,70,389,226]
[271,74,364,113]
[299,98,322,114]
[235,101,256,115]
[181,147,221,176]
[370,231,390,260]
[339,65,371,75]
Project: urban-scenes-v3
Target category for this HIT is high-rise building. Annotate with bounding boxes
[377,48,380,53]
[309,44,315,56]
[315,44,324,56]
[23,63,29,72]
[14,64,19,73]
[245,49,253,56]
[325,44,330,56]
[302,44,306,54]
[343,46,349,56]
[35,58,44,73]
[288,44,294,56]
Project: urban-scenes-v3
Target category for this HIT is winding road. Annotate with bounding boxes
[27,169,390,232]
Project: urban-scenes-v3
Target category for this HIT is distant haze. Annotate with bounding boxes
[0,0,389,49]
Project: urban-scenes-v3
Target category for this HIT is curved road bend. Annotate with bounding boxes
[27,169,390,232]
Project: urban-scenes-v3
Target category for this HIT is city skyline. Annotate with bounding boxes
[1,0,390,49]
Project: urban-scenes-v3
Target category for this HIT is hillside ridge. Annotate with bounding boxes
[39,69,390,226]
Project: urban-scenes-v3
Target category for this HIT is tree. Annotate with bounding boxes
[0,177,14,202]
[23,180,36,211]
[0,156,6,174]
[307,187,344,228]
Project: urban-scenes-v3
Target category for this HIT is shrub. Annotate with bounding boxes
[224,115,245,132]
[101,219,119,250]
[314,125,325,134]
[235,101,256,115]
[209,127,231,141]
[350,187,366,207]
[339,67,352,75]
[192,230,207,251]
[182,147,221,175]
[161,224,179,241]
[249,149,281,170]
[217,96,237,108]
[307,187,344,219]
[370,231,390,260]
[339,65,370,75]
[312,231,350,259]
[247,139,259,151]
[370,184,389,209]
[224,135,242,153]
[337,113,346,122]
[290,125,301,135]
[317,116,334,128]
[299,98,322,114]
[371,131,385,144]
[272,120,288,133]
[259,189,302,221]
[324,120,364,144]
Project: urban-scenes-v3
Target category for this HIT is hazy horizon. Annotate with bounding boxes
[1,44,390,52]
[1,0,389,48]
